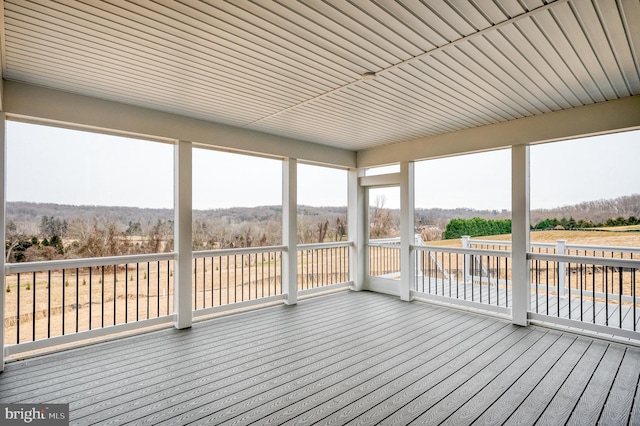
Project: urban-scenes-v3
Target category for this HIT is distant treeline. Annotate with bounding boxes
[533,215,638,230]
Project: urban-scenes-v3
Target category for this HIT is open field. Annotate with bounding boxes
[428,230,640,249]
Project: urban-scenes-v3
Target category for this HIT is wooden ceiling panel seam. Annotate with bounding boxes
[323,0,427,57]
[5,33,308,110]
[458,36,560,112]
[382,66,506,127]
[266,95,435,141]
[512,17,591,107]
[486,24,577,109]
[571,0,631,98]
[367,0,444,48]
[100,0,354,87]
[2,1,338,96]
[405,58,521,122]
[224,0,386,72]
[301,0,414,64]
[310,86,463,134]
[154,0,363,79]
[618,0,640,94]
[551,3,617,100]
[397,0,464,42]
[349,0,438,49]
[443,0,494,31]
[42,0,349,91]
[3,71,259,128]
[470,0,511,25]
[493,24,576,109]
[427,49,535,118]
[492,0,528,19]
[596,0,640,94]
[3,11,320,99]
[5,47,293,117]
[349,78,491,131]
[4,55,284,123]
[424,1,478,37]
[529,9,604,103]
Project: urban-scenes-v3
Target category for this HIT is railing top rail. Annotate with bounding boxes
[369,242,402,249]
[528,252,640,268]
[470,238,639,253]
[413,245,512,258]
[298,241,353,250]
[5,252,178,274]
[564,244,640,253]
[193,245,287,258]
[369,238,401,245]
[468,239,513,246]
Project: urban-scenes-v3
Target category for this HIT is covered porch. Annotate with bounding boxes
[0,0,640,423]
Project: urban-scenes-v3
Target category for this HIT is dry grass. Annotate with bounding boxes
[427,230,640,248]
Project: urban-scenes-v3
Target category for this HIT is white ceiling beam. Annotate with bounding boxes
[357,95,640,168]
[2,80,355,168]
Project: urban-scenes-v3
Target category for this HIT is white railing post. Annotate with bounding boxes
[282,158,298,305]
[462,235,471,283]
[348,168,365,291]
[511,145,530,327]
[400,161,415,301]
[0,113,6,371]
[174,140,192,329]
[557,239,567,298]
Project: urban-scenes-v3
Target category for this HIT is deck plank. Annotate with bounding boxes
[567,344,626,425]
[502,337,592,425]
[599,348,640,425]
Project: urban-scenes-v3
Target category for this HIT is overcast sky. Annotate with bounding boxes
[6,121,639,211]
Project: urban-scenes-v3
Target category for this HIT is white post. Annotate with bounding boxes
[0,113,6,371]
[348,168,365,291]
[174,141,192,329]
[400,161,415,301]
[511,145,530,326]
[282,158,297,305]
[557,239,567,298]
[461,235,471,283]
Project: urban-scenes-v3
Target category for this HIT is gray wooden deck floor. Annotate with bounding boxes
[1,290,640,425]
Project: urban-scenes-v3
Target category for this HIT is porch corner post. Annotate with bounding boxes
[400,161,415,302]
[282,158,298,305]
[348,168,365,291]
[174,140,192,329]
[1,113,6,371]
[511,145,530,326]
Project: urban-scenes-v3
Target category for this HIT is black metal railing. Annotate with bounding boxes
[192,246,284,311]
[414,246,511,310]
[4,253,175,345]
[298,242,350,290]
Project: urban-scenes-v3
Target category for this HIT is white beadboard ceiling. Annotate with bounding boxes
[2,0,639,151]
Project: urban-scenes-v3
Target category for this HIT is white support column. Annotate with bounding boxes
[174,140,192,329]
[348,168,365,291]
[1,114,6,371]
[282,158,298,305]
[511,145,530,326]
[400,161,415,302]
